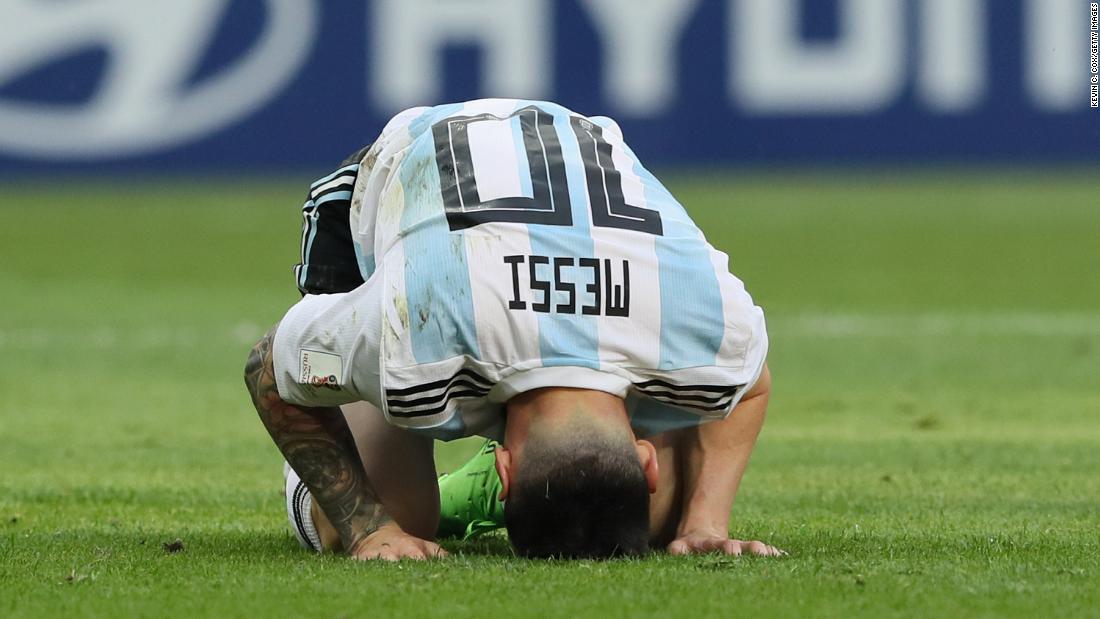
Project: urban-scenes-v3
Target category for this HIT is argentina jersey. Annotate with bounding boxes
[353,99,768,440]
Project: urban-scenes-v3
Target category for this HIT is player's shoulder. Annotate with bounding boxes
[378,105,433,140]
[396,99,627,144]
[394,98,611,123]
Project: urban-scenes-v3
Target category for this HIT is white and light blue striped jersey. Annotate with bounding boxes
[316,99,766,440]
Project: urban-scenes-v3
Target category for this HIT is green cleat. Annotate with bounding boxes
[437,439,506,540]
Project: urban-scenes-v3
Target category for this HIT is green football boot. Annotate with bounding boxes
[437,439,506,540]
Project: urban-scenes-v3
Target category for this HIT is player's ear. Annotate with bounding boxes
[494,445,512,501]
[634,439,659,494]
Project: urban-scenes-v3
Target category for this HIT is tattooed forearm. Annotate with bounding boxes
[244,325,391,553]
[243,325,279,411]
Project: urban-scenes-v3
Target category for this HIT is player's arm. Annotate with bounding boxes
[669,363,784,557]
[244,324,443,560]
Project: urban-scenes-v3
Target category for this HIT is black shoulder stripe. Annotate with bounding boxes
[310,178,357,202]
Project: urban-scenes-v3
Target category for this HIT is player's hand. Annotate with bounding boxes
[348,523,448,561]
[667,530,785,557]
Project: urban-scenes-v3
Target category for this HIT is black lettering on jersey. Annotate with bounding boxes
[504,254,628,317]
[579,257,602,316]
[570,117,663,236]
[504,255,526,310]
[553,257,576,314]
[432,108,663,237]
[529,255,552,313]
[432,107,571,231]
[604,259,630,317]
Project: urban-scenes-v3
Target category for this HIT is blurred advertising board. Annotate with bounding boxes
[0,0,1096,172]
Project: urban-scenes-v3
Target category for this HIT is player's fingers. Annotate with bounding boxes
[367,541,400,561]
[358,543,388,561]
[425,543,448,559]
[394,540,429,560]
[406,549,427,560]
[379,548,401,561]
[667,539,690,555]
[745,540,770,556]
[720,539,743,555]
[699,538,726,551]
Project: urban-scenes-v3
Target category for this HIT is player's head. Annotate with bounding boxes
[496,388,658,559]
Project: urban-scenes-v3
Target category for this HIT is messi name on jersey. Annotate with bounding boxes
[503,254,630,317]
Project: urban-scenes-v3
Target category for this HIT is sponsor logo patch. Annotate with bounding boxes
[299,349,343,391]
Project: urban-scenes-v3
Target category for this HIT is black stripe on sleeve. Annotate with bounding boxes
[383,368,495,419]
[634,386,740,406]
[386,380,493,409]
[634,378,741,394]
[386,391,490,418]
[640,392,737,412]
[385,369,493,397]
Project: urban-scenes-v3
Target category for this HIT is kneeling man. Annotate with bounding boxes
[244,99,779,560]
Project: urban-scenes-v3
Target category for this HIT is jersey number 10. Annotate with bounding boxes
[432,106,664,236]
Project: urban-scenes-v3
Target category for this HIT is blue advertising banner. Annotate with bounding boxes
[0,0,1096,173]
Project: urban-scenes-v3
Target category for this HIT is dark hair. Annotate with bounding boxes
[504,434,650,559]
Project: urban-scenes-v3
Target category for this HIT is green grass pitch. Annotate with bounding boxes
[1,171,1098,618]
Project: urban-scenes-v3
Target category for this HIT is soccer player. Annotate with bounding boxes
[244,99,779,560]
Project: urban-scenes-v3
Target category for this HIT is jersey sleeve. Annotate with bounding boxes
[271,279,386,409]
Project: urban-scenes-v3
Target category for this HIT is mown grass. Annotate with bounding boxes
[1,172,1098,618]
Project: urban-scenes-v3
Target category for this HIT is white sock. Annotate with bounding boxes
[284,463,323,553]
